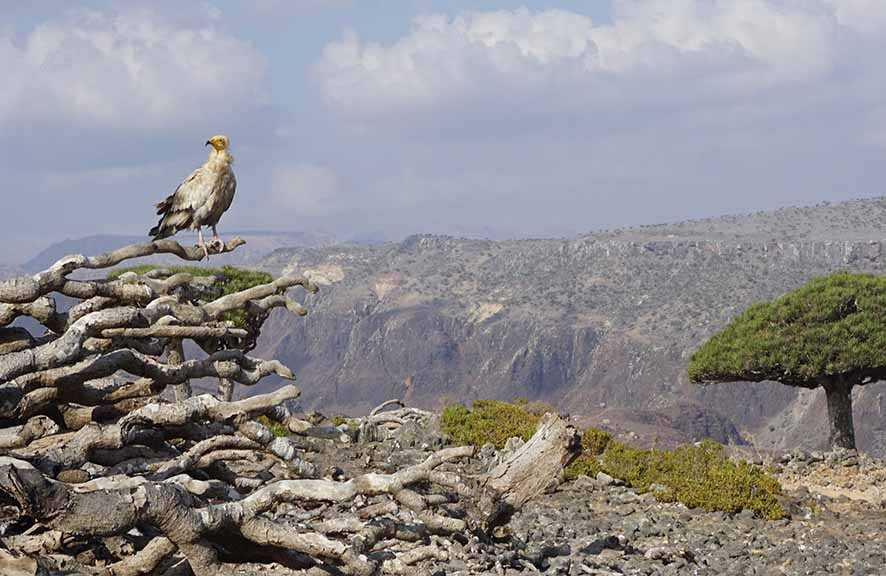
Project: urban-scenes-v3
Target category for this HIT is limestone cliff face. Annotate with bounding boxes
[252,198,886,453]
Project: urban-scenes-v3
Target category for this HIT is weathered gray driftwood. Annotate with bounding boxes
[0,239,578,575]
[474,413,581,531]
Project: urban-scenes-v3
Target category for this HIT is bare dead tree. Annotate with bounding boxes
[0,239,579,575]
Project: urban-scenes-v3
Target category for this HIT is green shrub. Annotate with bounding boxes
[330,416,357,428]
[256,416,288,438]
[566,434,785,520]
[109,265,272,328]
[441,400,540,449]
[563,454,602,480]
[440,402,785,519]
[582,427,613,455]
[563,427,612,481]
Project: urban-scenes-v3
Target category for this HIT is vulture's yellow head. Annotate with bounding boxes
[205,135,230,151]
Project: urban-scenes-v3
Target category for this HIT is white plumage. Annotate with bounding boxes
[149,135,236,258]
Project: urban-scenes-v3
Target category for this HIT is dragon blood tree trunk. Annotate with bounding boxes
[822,378,856,450]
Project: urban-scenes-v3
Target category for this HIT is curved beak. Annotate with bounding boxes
[205,140,211,147]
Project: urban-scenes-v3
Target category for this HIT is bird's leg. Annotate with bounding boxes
[197,227,209,260]
[210,225,224,250]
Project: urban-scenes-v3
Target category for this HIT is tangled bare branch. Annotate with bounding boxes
[0,238,578,575]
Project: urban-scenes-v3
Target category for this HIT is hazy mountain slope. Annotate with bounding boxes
[253,197,886,453]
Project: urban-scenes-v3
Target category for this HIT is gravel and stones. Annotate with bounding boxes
[288,423,886,575]
[411,445,886,575]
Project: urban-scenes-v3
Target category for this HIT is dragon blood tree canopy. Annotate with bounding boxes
[688,272,886,450]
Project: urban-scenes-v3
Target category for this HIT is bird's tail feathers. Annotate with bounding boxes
[155,198,172,216]
[149,210,192,240]
[149,224,171,239]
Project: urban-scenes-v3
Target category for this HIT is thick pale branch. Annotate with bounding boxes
[0,307,147,382]
[202,275,318,319]
[231,446,475,519]
[383,542,448,575]
[139,275,317,331]
[100,325,248,340]
[84,335,165,357]
[0,238,245,305]
[60,398,155,430]
[10,348,294,392]
[9,423,153,475]
[69,294,115,319]
[0,297,66,332]
[13,375,159,404]
[10,387,299,474]
[246,295,308,317]
[0,327,37,355]
[237,420,318,478]
[121,385,302,430]
[152,435,262,481]
[240,518,375,576]
[97,536,177,576]
[370,399,405,417]
[0,415,60,449]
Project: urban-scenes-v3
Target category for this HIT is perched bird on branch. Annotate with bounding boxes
[149,135,236,259]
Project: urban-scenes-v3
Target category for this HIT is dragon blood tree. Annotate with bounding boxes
[0,238,578,575]
[688,272,886,450]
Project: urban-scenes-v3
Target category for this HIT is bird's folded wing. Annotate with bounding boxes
[167,167,213,214]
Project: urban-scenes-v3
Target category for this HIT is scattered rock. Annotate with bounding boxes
[644,545,694,563]
[595,472,621,487]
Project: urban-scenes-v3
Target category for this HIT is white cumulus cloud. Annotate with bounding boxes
[0,7,268,132]
[316,1,883,114]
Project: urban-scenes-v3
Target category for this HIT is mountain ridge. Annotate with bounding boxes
[252,196,886,454]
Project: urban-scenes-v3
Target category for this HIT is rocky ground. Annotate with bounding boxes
[496,467,886,576]
[301,423,886,576]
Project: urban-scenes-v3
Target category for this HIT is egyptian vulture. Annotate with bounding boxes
[149,135,236,258]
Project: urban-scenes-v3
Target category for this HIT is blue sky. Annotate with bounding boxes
[1,1,885,261]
